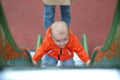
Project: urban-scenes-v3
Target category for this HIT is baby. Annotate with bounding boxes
[32,21,90,66]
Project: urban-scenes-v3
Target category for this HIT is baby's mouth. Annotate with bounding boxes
[59,45,65,48]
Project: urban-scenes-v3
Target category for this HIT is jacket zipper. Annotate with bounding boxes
[58,48,62,60]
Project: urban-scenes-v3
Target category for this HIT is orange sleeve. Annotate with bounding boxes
[71,35,90,62]
[32,38,51,62]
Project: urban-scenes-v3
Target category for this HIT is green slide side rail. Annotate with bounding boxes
[90,0,120,66]
[0,2,20,51]
[101,0,120,52]
[0,1,33,65]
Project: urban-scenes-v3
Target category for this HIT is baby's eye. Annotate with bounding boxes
[56,40,60,42]
[64,39,67,41]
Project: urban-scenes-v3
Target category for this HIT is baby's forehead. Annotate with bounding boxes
[52,32,69,41]
[51,28,69,39]
[51,23,69,34]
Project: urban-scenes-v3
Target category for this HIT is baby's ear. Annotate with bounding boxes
[50,31,53,38]
[50,27,53,37]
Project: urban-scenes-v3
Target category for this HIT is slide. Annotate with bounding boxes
[1,0,120,68]
[90,0,120,67]
[0,1,33,67]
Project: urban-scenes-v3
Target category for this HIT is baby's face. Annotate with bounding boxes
[52,31,69,48]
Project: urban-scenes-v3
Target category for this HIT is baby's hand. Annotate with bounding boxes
[86,60,91,66]
[32,60,37,65]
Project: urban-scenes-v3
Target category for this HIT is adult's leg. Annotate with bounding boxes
[43,4,55,30]
[60,5,71,27]
[43,54,58,66]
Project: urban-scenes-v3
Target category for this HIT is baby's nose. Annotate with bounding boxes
[60,41,64,45]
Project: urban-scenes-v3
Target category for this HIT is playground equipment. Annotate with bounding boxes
[0,1,33,67]
[0,0,120,68]
[82,34,88,54]
[90,0,120,67]
[35,34,42,65]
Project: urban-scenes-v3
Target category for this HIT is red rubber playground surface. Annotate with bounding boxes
[1,0,117,54]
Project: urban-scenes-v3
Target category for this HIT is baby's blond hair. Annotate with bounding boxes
[51,21,69,36]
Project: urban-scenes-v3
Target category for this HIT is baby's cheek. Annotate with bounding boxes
[54,42,59,46]
[65,40,69,44]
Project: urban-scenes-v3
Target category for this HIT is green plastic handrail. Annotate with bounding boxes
[36,34,42,49]
[82,34,88,54]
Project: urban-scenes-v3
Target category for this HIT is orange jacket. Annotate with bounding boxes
[32,27,90,62]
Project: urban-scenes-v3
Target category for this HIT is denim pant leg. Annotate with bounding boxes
[60,5,71,27]
[43,54,58,66]
[62,58,75,67]
[43,4,55,30]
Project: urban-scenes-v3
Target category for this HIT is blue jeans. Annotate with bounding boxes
[43,54,75,67]
[43,4,71,30]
